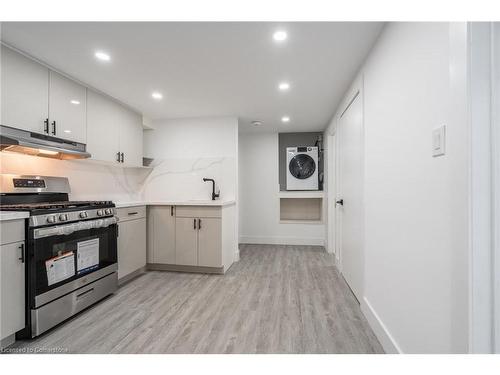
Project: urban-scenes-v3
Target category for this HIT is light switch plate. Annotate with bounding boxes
[432,125,446,157]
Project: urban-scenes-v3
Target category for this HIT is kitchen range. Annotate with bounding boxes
[0,174,118,338]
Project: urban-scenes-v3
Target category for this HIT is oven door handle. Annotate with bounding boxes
[33,217,118,239]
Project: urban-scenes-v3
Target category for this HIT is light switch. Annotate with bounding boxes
[432,125,446,157]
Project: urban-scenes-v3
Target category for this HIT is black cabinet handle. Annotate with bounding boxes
[51,120,56,135]
[336,199,344,206]
[44,118,49,134]
[193,218,196,230]
[198,218,202,230]
[120,152,124,163]
[128,212,138,216]
[116,152,121,162]
[170,206,174,216]
[18,243,25,263]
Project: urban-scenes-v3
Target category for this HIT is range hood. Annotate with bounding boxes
[0,125,91,160]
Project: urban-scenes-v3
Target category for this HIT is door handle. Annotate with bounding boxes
[336,199,344,206]
[194,218,196,230]
[198,218,202,230]
[170,206,174,216]
[51,120,56,135]
[18,243,25,263]
[44,118,49,134]
[116,152,121,162]
[120,152,124,163]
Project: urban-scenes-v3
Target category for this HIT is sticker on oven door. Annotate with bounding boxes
[77,238,100,274]
[46,252,76,286]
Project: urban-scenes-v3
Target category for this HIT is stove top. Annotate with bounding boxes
[0,175,116,227]
[0,200,113,212]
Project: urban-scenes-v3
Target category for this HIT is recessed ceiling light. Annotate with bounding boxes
[70,100,80,105]
[278,82,290,91]
[151,92,163,100]
[251,120,263,126]
[94,51,111,62]
[281,116,290,123]
[273,30,287,42]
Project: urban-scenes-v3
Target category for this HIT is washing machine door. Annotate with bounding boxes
[289,153,316,179]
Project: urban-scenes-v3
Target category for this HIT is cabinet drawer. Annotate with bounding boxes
[0,220,25,245]
[116,206,146,222]
[175,206,221,218]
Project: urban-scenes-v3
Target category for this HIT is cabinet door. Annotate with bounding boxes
[117,218,146,280]
[197,218,222,267]
[48,71,87,143]
[86,90,121,163]
[119,107,143,167]
[1,46,49,133]
[148,206,176,264]
[175,217,198,266]
[1,241,25,340]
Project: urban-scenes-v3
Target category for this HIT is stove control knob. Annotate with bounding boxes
[47,215,57,224]
[97,210,104,217]
[105,208,112,215]
[79,211,88,219]
[59,214,68,222]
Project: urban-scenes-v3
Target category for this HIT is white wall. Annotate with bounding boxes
[239,132,325,246]
[142,116,238,202]
[0,152,147,201]
[326,22,470,353]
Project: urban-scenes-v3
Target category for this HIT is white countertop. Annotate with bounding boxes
[114,200,236,208]
[0,211,30,222]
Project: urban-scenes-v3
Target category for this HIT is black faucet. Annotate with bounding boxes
[203,178,220,201]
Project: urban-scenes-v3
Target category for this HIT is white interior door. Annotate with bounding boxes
[338,91,364,302]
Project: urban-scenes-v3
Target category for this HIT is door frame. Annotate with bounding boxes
[468,22,500,353]
[326,132,337,256]
[492,22,500,354]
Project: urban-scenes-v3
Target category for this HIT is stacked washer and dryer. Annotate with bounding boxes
[286,146,319,191]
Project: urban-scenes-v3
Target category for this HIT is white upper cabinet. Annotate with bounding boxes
[118,106,143,167]
[1,45,143,165]
[1,45,49,133]
[86,90,121,163]
[48,71,87,143]
[86,90,143,167]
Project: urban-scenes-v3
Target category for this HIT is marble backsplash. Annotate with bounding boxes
[140,157,236,202]
[0,152,236,203]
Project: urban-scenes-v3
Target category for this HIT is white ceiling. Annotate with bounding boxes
[1,22,383,132]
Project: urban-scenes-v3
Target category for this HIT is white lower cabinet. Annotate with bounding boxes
[197,218,222,267]
[147,206,176,264]
[116,206,146,282]
[175,217,199,266]
[0,219,26,346]
[147,204,234,272]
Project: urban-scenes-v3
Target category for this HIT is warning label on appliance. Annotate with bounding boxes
[77,238,99,274]
[46,252,75,286]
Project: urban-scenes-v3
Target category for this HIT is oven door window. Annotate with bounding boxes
[31,224,117,297]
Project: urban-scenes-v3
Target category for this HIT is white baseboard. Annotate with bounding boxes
[239,235,325,246]
[360,297,402,354]
[234,249,240,262]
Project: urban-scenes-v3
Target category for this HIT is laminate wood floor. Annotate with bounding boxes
[14,244,383,354]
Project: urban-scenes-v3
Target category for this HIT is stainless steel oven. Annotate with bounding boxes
[28,217,118,337]
[0,174,118,338]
